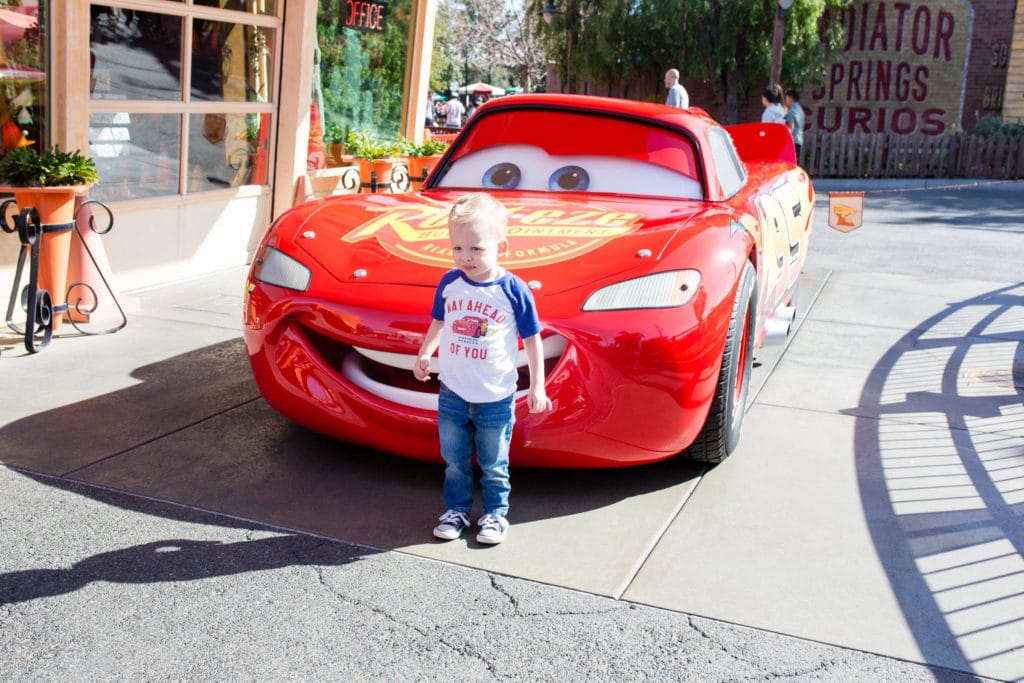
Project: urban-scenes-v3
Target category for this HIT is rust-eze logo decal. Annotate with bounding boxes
[342,202,645,268]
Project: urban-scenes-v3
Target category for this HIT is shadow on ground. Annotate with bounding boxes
[2,336,702,553]
[0,474,374,605]
[847,281,1024,679]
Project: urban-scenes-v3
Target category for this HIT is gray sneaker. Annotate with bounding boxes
[476,513,509,544]
[433,510,470,540]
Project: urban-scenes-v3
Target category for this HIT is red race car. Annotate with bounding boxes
[244,94,813,468]
[451,316,488,338]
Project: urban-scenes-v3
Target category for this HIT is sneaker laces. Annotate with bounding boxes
[478,513,505,531]
[439,510,469,526]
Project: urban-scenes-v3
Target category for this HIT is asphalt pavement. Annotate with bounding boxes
[2,178,1022,681]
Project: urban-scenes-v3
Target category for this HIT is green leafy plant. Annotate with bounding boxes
[346,130,399,160]
[0,145,100,186]
[324,122,349,145]
[974,115,1024,139]
[400,137,449,157]
[244,116,263,153]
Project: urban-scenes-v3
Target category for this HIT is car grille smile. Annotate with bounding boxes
[303,326,567,411]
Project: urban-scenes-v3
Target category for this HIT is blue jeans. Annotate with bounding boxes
[437,383,514,518]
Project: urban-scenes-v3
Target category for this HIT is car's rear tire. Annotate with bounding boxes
[687,261,756,464]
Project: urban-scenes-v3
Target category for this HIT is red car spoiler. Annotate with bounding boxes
[726,122,797,166]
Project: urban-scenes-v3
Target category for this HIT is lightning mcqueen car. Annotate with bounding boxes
[244,94,813,468]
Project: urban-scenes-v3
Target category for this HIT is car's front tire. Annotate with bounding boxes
[687,261,756,464]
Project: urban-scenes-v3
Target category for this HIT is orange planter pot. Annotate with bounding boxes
[2,184,90,330]
[357,158,397,193]
[406,154,444,190]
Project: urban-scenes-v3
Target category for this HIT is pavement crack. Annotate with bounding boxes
[310,564,499,675]
[487,574,520,615]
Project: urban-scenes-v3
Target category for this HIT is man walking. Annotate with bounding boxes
[446,96,466,128]
[664,68,689,109]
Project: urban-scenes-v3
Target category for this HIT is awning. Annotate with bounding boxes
[0,8,38,43]
[458,81,506,97]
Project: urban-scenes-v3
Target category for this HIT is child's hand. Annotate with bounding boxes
[413,356,433,382]
[528,387,552,413]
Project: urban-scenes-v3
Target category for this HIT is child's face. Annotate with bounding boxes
[448,219,507,282]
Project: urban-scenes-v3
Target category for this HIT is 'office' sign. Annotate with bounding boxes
[343,0,387,33]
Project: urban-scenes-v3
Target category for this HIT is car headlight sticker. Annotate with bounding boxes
[582,270,701,311]
[252,246,312,292]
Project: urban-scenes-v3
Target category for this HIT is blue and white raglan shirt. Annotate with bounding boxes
[431,269,542,404]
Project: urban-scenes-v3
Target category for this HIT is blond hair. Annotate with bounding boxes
[448,192,508,239]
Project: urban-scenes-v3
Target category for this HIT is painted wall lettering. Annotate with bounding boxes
[809,1,971,136]
[991,43,1009,68]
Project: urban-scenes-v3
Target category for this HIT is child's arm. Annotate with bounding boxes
[523,333,553,413]
[414,319,444,382]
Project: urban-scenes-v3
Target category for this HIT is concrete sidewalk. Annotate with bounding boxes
[2,180,1022,681]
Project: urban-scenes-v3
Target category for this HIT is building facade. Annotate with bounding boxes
[0,0,436,295]
[804,0,1020,136]
[1004,0,1024,121]
[0,1,1021,302]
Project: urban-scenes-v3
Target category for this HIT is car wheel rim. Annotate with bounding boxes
[732,304,751,420]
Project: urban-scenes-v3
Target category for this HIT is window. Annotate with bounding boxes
[0,3,46,154]
[313,0,410,165]
[87,2,279,201]
[708,127,745,198]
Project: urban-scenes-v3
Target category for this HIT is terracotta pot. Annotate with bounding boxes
[357,157,397,193]
[407,154,444,190]
[326,143,345,166]
[2,184,90,330]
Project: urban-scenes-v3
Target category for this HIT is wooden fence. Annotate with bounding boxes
[799,131,1024,179]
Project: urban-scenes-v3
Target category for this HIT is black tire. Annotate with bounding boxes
[687,261,756,464]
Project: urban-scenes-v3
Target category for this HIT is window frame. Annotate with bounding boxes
[85,1,282,198]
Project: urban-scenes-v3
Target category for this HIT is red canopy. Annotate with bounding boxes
[0,8,37,43]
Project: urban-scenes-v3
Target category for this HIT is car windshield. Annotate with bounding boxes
[432,109,703,199]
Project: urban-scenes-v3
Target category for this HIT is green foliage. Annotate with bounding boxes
[316,0,411,143]
[680,0,850,122]
[324,121,349,144]
[0,145,100,186]
[432,0,544,95]
[398,137,450,157]
[974,116,1024,139]
[419,138,450,156]
[346,130,400,160]
[535,0,850,123]
[244,114,265,152]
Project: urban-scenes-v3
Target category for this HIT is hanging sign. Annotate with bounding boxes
[343,0,388,33]
[828,191,865,232]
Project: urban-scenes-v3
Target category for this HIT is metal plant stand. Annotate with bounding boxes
[1,198,126,354]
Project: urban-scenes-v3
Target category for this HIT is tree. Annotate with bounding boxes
[433,0,549,94]
[317,0,411,138]
[535,0,850,123]
[691,0,849,123]
[534,0,690,93]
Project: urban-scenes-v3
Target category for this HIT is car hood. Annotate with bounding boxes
[287,190,710,294]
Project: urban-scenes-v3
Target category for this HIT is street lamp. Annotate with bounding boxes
[538,0,578,93]
[770,0,794,86]
[540,0,559,25]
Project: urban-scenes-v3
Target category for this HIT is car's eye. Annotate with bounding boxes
[549,165,589,191]
[482,163,522,189]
